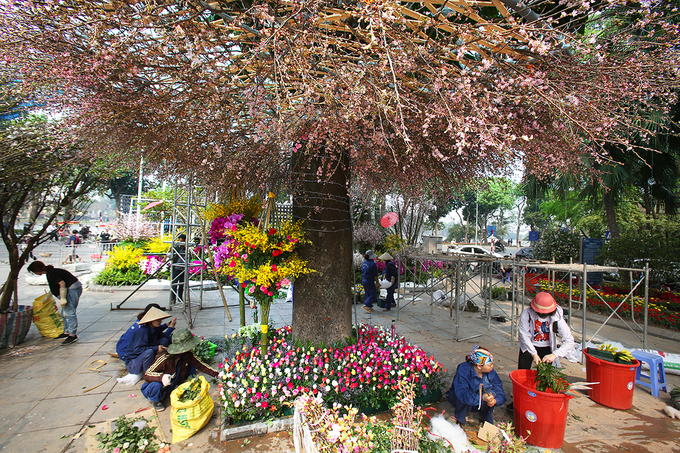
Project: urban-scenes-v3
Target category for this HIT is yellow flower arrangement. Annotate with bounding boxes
[106,245,144,271]
[205,195,262,222]
[143,235,171,254]
[226,221,313,299]
[216,220,314,352]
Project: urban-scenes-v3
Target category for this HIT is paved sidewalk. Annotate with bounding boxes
[0,266,678,453]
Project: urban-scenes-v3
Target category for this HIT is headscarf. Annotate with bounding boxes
[468,345,493,366]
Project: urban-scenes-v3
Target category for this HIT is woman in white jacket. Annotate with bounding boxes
[518,291,575,368]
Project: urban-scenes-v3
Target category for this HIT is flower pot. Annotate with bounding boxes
[584,350,640,409]
[0,305,33,349]
[358,403,389,415]
[414,388,442,406]
[510,369,573,449]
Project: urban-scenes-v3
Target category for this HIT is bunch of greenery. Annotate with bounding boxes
[532,229,580,264]
[486,285,508,300]
[670,387,680,411]
[602,218,680,286]
[96,416,165,453]
[177,376,202,403]
[193,340,217,364]
[534,362,570,394]
[93,266,146,286]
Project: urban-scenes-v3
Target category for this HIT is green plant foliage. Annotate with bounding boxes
[93,266,146,286]
[602,218,680,286]
[117,239,150,249]
[490,286,508,299]
[533,229,580,264]
[534,362,569,394]
[177,376,202,403]
[193,340,217,363]
[671,386,680,410]
[96,415,164,453]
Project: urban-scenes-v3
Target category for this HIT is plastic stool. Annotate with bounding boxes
[631,351,667,397]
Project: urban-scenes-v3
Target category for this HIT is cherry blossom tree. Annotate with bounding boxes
[1,0,678,343]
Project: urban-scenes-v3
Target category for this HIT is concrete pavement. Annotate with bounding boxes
[0,263,678,453]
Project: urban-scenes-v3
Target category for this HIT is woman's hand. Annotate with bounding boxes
[158,345,167,354]
[169,317,177,328]
[542,353,557,364]
[532,353,541,366]
[483,393,496,407]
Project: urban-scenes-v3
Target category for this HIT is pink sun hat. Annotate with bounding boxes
[531,292,557,314]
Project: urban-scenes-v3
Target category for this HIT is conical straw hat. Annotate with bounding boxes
[138,306,171,325]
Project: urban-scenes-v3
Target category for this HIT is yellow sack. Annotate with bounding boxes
[170,375,214,443]
[32,292,64,338]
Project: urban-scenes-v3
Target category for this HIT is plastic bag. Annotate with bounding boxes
[32,292,64,338]
[170,375,214,443]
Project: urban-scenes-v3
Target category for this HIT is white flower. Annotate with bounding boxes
[328,423,341,443]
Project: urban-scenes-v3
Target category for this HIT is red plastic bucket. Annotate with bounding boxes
[510,369,573,449]
[584,351,640,409]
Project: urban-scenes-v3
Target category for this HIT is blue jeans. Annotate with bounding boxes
[126,348,156,375]
[61,285,82,335]
[385,288,395,310]
[141,381,169,402]
[363,282,377,308]
[446,388,495,425]
[141,364,195,402]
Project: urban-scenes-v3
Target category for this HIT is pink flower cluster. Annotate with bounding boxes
[208,214,244,243]
[139,255,164,275]
[218,324,445,423]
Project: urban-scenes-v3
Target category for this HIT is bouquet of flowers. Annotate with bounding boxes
[218,221,313,351]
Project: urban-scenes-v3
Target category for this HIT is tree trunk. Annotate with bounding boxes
[456,211,468,243]
[602,191,620,239]
[0,248,21,312]
[115,195,122,217]
[291,148,353,346]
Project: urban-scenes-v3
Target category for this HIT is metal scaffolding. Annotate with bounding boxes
[354,253,513,340]
[169,181,211,328]
[510,261,652,350]
[354,252,654,353]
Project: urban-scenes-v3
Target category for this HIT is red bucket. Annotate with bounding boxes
[584,351,640,409]
[510,369,573,449]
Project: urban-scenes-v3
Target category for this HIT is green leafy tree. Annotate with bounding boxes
[462,178,514,241]
[0,115,115,312]
[533,229,581,264]
[602,217,680,286]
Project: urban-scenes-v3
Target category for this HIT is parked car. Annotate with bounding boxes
[449,245,507,260]
[514,247,534,260]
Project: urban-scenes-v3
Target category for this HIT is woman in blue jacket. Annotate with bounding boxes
[378,252,399,311]
[361,250,379,313]
[115,304,176,361]
[445,346,506,425]
[124,307,173,375]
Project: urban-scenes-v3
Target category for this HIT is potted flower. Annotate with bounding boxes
[509,362,573,449]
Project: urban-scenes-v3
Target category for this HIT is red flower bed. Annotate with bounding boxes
[523,274,680,330]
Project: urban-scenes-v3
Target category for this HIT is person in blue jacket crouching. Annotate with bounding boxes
[445,345,506,425]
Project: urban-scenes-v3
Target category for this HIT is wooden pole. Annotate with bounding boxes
[199,217,232,322]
